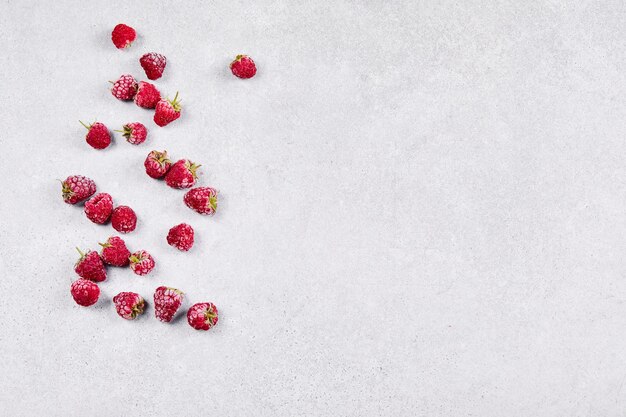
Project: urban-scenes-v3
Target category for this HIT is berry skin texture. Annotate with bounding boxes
[134,81,161,109]
[230,55,257,79]
[154,286,185,322]
[167,223,194,251]
[113,292,145,320]
[116,122,147,145]
[111,24,136,49]
[80,121,111,150]
[144,150,172,179]
[129,250,155,276]
[99,236,131,267]
[184,187,218,216]
[154,92,182,127]
[111,74,138,100]
[61,175,96,204]
[187,302,219,331]
[74,248,107,282]
[71,279,100,307]
[111,206,137,234]
[140,52,167,80]
[165,159,200,189]
[84,193,113,224]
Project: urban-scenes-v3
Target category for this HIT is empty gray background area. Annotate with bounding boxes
[0,0,624,415]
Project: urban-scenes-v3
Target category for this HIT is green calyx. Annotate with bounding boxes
[129,255,140,264]
[208,195,218,211]
[186,161,201,179]
[114,125,132,138]
[79,120,95,130]
[168,92,182,112]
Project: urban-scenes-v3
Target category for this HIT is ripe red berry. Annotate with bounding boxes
[80,121,111,149]
[74,248,107,282]
[139,52,167,80]
[165,159,200,189]
[111,24,136,49]
[129,250,155,276]
[144,150,172,179]
[187,302,219,331]
[113,292,145,320]
[71,279,100,307]
[61,175,96,204]
[111,74,138,100]
[111,206,137,234]
[184,187,218,215]
[154,286,185,323]
[154,92,182,127]
[167,223,194,251]
[84,193,113,224]
[116,122,147,145]
[230,55,257,79]
[99,236,131,267]
[134,81,161,109]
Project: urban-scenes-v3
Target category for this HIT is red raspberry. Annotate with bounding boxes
[99,236,131,267]
[187,302,219,331]
[144,150,172,179]
[71,279,100,307]
[134,81,161,109]
[113,292,145,320]
[116,122,147,145]
[165,159,200,189]
[153,286,185,322]
[111,74,138,100]
[74,248,107,282]
[111,24,136,49]
[140,52,167,80]
[184,187,218,215]
[61,175,96,204]
[80,121,111,149]
[84,193,113,224]
[129,250,155,276]
[167,223,194,251]
[154,92,182,127]
[111,206,137,234]
[230,55,257,79]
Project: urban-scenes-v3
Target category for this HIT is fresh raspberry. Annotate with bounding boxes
[166,223,194,251]
[134,81,161,109]
[74,248,107,282]
[113,292,145,320]
[139,52,167,80]
[71,279,100,307]
[111,24,136,49]
[184,187,218,215]
[230,55,257,79]
[187,302,219,331]
[111,74,138,100]
[116,122,147,145]
[154,92,181,127]
[153,286,185,322]
[80,121,111,149]
[111,206,137,234]
[84,193,113,224]
[61,175,96,204]
[144,150,172,179]
[129,250,155,276]
[165,159,200,189]
[99,236,131,267]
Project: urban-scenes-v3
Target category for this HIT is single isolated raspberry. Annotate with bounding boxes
[129,250,155,276]
[139,52,167,80]
[113,292,145,320]
[134,81,161,109]
[99,236,131,267]
[116,122,147,145]
[184,187,218,215]
[187,302,219,331]
[84,193,113,224]
[80,121,111,149]
[167,223,194,251]
[153,286,185,322]
[61,175,96,204]
[71,279,100,307]
[111,205,137,234]
[111,24,136,49]
[144,150,172,179]
[111,74,138,100]
[74,248,107,282]
[230,55,257,79]
[165,159,200,189]
[154,92,181,127]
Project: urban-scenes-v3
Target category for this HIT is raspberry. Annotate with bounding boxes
[111,74,138,100]
[153,286,185,322]
[230,55,257,79]
[187,302,219,331]
[61,175,96,204]
[184,187,218,215]
[129,250,155,276]
[166,223,194,251]
[84,193,113,224]
[80,121,111,149]
[154,92,182,127]
[111,24,136,49]
[165,159,199,189]
[111,206,137,234]
[99,236,131,267]
[113,292,145,320]
[134,81,161,109]
[71,279,100,307]
[116,122,147,145]
[139,52,167,80]
[144,150,172,179]
[74,248,107,282]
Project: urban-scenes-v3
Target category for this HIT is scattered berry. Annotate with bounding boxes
[111,74,138,100]
[139,52,167,80]
[61,175,96,204]
[167,223,194,251]
[80,121,111,149]
[113,292,145,320]
[184,187,218,215]
[187,302,219,331]
[111,24,136,49]
[111,206,137,234]
[71,279,100,307]
[165,159,199,189]
[74,248,107,282]
[134,81,161,109]
[129,250,155,276]
[144,150,172,178]
[154,92,182,127]
[84,193,113,224]
[230,55,257,79]
[154,286,185,322]
[116,122,147,145]
[99,236,131,267]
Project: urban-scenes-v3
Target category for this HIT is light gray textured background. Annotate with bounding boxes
[0,0,625,415]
